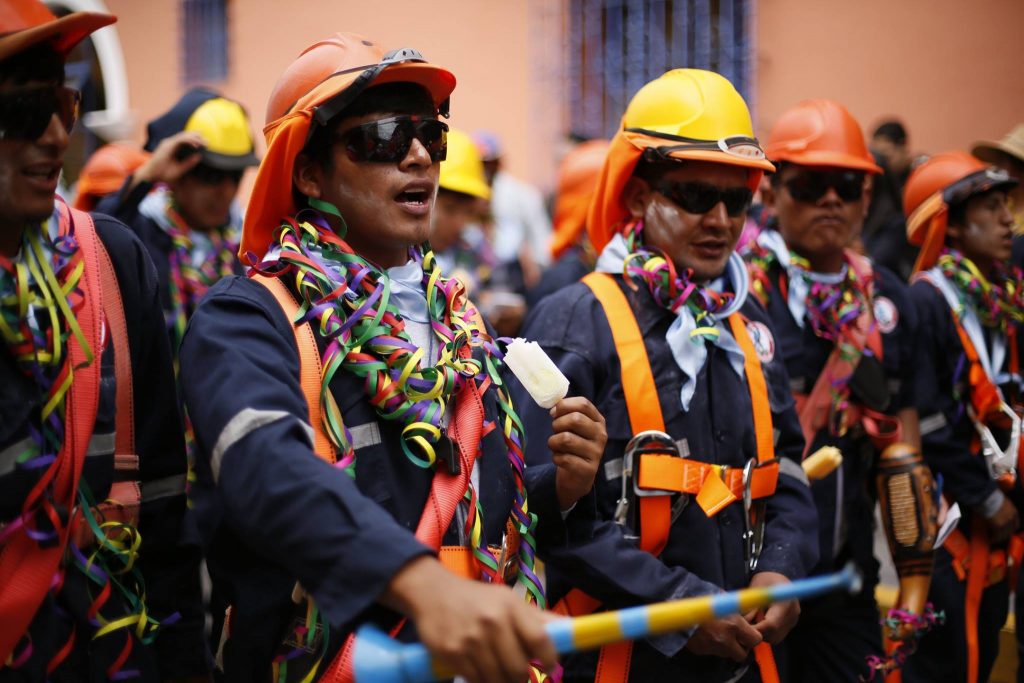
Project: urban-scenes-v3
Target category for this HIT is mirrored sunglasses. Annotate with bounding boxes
[337,115,448,163]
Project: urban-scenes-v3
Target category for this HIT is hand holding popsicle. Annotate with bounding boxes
[503,338,605,510]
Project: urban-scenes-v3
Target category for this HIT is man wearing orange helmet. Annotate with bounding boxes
[0,2,206,681]
[745,99,931,681]
[515,70,818,683]
[177,33,607,683]
[901,152,1022,683]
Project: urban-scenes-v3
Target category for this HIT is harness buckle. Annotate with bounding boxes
[614,430,683,540]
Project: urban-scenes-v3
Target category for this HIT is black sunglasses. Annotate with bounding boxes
[187,163,244,186]
[783,170,865,204]
[655,181,753,217]
[337,115,448,163]
[0,85,80,141]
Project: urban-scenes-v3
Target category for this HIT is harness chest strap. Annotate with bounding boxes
[952,314,1008,423]
[0,208,103,663]
[253,275,334,461]
[566,272,780,683]
[73,210,140,549]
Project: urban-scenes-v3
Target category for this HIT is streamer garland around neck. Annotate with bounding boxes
[621,220,735,342]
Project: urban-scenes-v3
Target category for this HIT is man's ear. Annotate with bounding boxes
[622,176,651,219]
[945,219,963,243]
[861,176,873,220]
[293,152,323,200]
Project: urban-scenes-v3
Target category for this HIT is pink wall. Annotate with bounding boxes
[756,0,1024,157]
[102,0,564,196]
[100,0,1024,199]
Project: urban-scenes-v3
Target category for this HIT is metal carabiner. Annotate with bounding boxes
[613,430,683,540]
[972,401,1021,480]
[741,458,766,575]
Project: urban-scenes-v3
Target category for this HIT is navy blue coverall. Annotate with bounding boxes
[515,275,819,683]
[903,276,1024,683]
[0,212,206,681]
[179,274,571,682]
[747,248,918,681]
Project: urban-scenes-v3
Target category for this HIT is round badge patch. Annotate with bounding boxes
[745,321,776,363]
[873,296,899,334]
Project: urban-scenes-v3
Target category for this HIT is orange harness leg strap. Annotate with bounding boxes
[964,517,989,683]
[0,209,103,662]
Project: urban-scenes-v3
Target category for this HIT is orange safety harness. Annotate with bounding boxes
[253,274,516,683]
[551,272,781,682]
[918,275,1023,683]
[0,207,138,663]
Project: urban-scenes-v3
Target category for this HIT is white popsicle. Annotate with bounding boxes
[503,338,570,409]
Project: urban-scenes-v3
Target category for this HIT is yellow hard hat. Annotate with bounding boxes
[439,128,490,200]
[184,98,259,167]
[145,88,259,170]
[622,69,771,167]
[588,69,774,252]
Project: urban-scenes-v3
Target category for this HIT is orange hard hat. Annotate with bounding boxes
[587,69,775,254]
[0,0,114,62]
[73,143,149,211]
[765,99,881,174]
[241,33,456,260]
[550,139,610,260]
[903,150,1017,272]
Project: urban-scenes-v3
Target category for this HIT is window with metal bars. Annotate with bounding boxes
[182,0,228,84]
[567,0,753,140]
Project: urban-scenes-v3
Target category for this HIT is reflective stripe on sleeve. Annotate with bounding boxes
[779,456,810,487]
[211,408,313,483]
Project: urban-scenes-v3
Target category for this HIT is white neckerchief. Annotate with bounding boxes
[756,229,847,329]
[919,266,1009,387]
[596,233,748,411]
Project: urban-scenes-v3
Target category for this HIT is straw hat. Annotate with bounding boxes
[972,123,1024,166]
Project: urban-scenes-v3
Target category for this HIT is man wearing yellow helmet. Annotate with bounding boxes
[432,129,495,289]
[433,128,527,337]
[95,88,258,356]
[176,33,607,683]
[515,69,818,682]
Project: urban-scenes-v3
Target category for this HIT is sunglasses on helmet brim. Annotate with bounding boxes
[310,47,450,132]
[631,129,767,163]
